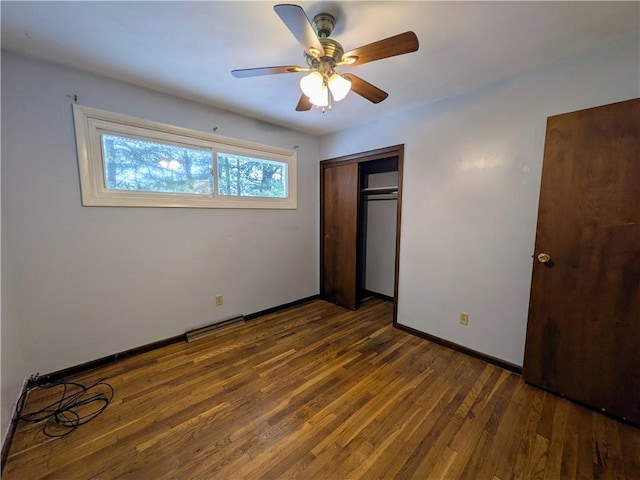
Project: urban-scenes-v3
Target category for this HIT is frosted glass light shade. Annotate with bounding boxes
[309,84,329,107]
[300,71,324,99]
[328,73,351,101]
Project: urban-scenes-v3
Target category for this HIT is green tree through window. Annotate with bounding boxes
[217,153,287,198]
[102,134,213,195]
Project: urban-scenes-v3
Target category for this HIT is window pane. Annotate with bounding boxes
[217,153,287,198]
[101,134,213,195]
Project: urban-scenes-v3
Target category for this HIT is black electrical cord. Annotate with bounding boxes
[17,379,114,437]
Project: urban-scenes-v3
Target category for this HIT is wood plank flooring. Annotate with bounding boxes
[3,299,639,479]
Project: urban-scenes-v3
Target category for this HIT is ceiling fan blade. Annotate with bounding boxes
[296,94,312,111]
[342,74,388,104]
[343,31,419,66]
[274,4,325,58]
[231,65,307,78]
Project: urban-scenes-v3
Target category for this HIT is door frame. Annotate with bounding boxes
[320,144,404,321]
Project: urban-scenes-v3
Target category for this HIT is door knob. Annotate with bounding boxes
[537,253,551,263]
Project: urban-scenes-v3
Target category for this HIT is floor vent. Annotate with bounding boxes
[185,315,245,343]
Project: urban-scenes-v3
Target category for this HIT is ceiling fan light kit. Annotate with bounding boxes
[299,68,352,112]
[231,4,419,113]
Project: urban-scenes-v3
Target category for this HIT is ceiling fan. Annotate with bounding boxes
[231,4,419,113]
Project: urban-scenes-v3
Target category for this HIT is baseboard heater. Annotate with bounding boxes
[185,314,245,343]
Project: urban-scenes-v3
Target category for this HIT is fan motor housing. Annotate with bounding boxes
[305,38,344,67]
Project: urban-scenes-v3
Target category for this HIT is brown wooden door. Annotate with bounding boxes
[322,162,359,309]
[523,98,640,424]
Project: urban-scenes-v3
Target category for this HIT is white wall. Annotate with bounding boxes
[0,113,31,448]
[320,41,640,366]
[0,239,28,447]
[1,51,320,435]
[1,69,30,445]
[365,172,397,297]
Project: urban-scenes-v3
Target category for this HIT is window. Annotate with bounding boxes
[217,153,288,198]
[102,134,214,195]
[73,105,297,209]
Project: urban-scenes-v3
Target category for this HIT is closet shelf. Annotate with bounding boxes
[361,186,398,201]
[363,193,397,201]
[360,186,398,195]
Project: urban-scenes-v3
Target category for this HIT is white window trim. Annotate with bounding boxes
[73,104,297,209]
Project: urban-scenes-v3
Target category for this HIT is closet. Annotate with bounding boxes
[320,145,403,316]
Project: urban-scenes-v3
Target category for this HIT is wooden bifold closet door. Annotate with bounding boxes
[523,98,640,424]
[321,162,359,310]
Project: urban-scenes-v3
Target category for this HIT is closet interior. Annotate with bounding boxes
[320,146,403,315]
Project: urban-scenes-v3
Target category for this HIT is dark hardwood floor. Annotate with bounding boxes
[3,299,639,479]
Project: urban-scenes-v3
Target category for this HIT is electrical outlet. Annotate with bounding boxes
[215,295,223,306]
[459,312,469,325]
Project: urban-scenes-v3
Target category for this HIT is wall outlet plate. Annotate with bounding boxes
[459,312,469,325]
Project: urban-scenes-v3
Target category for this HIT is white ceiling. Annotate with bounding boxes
[2,1,638,136]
